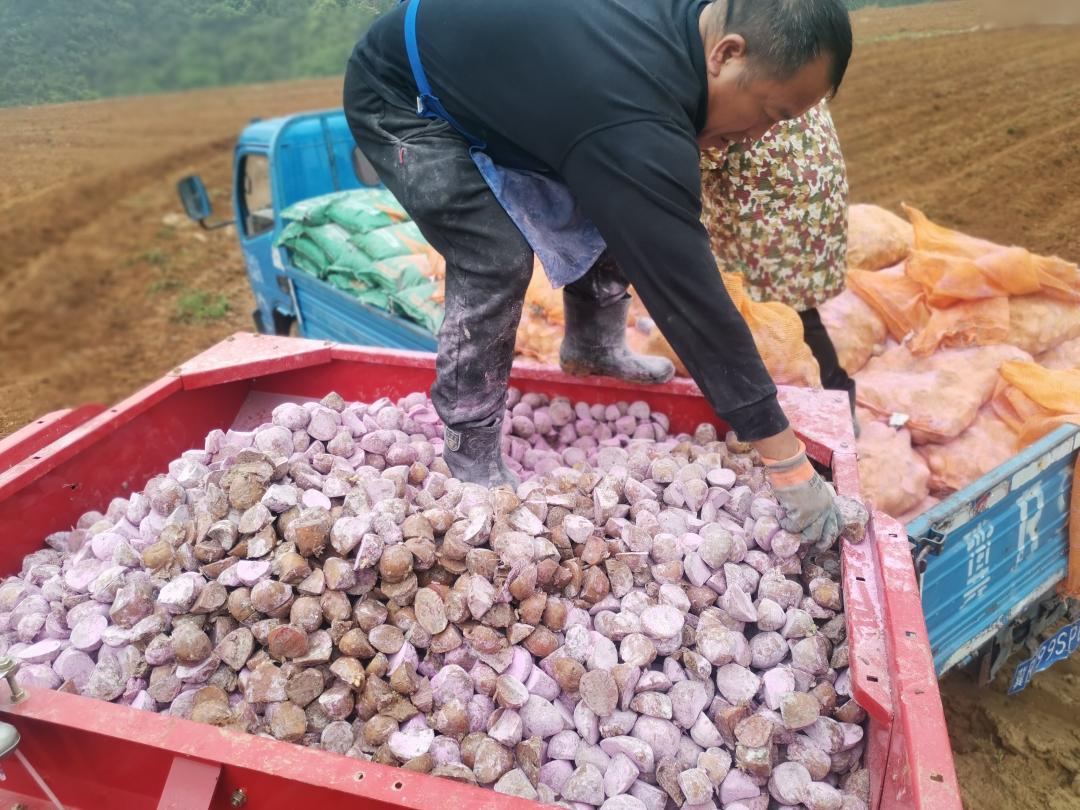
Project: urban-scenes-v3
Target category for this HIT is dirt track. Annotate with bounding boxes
[1,3,1079,807]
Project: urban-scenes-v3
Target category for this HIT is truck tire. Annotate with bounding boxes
[252,308,271,334]
[271,309,298,337]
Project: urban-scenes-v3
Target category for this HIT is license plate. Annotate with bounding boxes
[1008,618,1080,694]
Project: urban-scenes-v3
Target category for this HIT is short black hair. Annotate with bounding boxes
[717,0,853,93]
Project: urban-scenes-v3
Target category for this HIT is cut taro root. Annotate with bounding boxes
[3,389,867,803]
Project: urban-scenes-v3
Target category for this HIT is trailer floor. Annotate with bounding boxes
[1,3,1079,808]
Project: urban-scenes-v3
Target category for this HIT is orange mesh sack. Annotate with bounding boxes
[847,204,915,271]
[641,272,821,387]
[904,247,1041,307]
[1037,335,1080,371]
[515,313,562,364]
[903,204,1080,302]
[990,361,1080,599]
[856,420,931,517]
[854,343,1032,445]
[847,263,929,341]
[819,288,888,374]
[917,406,1018,495]
[895,495,941,526]
[993,361,1080,447]
[906,296,1010,357]
[525,258,566,326]
[1005,294,1080,356]
[723,272,821,388]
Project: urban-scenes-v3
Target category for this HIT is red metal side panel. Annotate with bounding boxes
[873,513,961,809]
[0,405,105,473]
[176,332,332,390]
[835,452,894,719]
[0,380,250,573]
[157,757,222,810]
[0,689,546,810]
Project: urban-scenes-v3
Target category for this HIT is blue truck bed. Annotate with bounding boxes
[908,423,1079,679]
[284,265,437,350]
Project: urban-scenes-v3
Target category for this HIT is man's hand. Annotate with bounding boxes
[761,438,843,547]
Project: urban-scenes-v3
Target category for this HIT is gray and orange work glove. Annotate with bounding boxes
[762,439,844,548]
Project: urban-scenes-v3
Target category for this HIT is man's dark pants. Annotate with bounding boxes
[344,69,630,431]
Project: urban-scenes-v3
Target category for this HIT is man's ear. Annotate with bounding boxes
[706,33,748,77]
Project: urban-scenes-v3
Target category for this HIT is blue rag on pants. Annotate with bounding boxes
[403,0,607,288]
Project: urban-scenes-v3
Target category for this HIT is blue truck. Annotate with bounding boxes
[177,107,1078,688]
[177,108,438,351]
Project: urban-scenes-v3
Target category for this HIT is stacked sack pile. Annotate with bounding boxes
[275,189,446,333]
[275,189,570,360]
[821,204,1080,523]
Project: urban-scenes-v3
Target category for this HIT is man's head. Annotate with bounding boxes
[697,0,852,148]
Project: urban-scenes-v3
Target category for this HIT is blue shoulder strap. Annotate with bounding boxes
[402,0,486,149]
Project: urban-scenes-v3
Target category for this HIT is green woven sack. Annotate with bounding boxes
[390,281,443,333]
[289,249,324,277]
[279,191,350,225]
[325,200,394,234]
[358,255,429,292]
[326,188,410,233]
[325,271,392,309]
[353,221,428,261]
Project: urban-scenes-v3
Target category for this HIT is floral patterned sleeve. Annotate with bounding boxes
[700,101,848,311]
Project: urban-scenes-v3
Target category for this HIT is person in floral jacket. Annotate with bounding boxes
[701,101,855,412]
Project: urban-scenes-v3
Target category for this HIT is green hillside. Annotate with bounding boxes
[0,0,937,107]
[0,0,395,107]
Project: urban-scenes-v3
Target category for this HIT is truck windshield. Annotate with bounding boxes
[238,155,274,238]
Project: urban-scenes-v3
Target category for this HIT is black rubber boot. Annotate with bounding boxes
[443,423,520,489]
[560,295,675,384]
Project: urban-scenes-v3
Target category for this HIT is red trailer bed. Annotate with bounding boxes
[0,333,960,810]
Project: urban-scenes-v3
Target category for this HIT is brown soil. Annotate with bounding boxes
[1,3,1079,807]
[0,79,343,437]
[833,7,1080,808]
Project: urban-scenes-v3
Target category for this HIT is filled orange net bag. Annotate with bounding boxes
[847,207,1080,356]
[903,245,1043,306]
[515,259,565,363]
[847,204,915,271]
[989,361,1080,598]
[1037,335,1080,371]
[847,263,929,342]
[1005,294,1080,356]
[906,296,1010,357]
[642,271,821,387]
[856,418,931,517]
[895,495,941,526]
[819,288,888,375]
[904,205,1080,300]
[855,343,1031,445]
[917,406,1018,495]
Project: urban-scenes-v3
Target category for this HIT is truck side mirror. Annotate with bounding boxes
[352,147,382,187]
[178,175,213,221]
[177,174,233,230]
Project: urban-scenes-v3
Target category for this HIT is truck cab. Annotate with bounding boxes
[179,109,380,334]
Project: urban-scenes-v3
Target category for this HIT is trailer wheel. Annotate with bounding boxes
[271,309,298,337]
